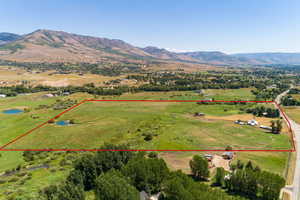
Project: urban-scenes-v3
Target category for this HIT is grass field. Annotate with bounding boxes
[284,106,300,124]
[0,89,292,199]
[2,88,289,150]
[7,100,291,150]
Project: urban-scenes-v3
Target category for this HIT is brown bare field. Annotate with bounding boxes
[147,62,219,72]
[0,66,130,86]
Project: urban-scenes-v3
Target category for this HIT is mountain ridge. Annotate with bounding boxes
[1,29,300,65]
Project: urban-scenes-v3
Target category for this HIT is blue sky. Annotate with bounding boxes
[1,0,300,53]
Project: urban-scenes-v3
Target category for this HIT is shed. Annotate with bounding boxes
[194,112,205,117]
[248,119,258,126]
[260,125,272,131]
[43,94,54,98]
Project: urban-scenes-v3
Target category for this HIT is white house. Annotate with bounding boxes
[0,94,6,98]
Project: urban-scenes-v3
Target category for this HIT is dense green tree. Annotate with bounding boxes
[162,171,245,200]
[94,144,134,174]
[66,169,84,187]
[122,156,169,194]
[225,161,285,200]
[148,152,158,158]
[258,171,285,200]
[189,155,209,180]
[214,167,225,187]
[271,120,283,134]
[245,161,253,170]
[236,160,244,170]
[95,169,139,200]
[73,154,98,190]
[40,182,85,200]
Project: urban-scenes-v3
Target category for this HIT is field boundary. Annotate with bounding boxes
[0,99,295,152]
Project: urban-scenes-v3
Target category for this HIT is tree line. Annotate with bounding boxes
[281,95,300,106]
[245,106,280,118]
[33,144,285,200]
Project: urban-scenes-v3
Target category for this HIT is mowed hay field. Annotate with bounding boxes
[0,89,292,176]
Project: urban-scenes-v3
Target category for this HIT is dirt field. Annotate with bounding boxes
[160,152,231,174]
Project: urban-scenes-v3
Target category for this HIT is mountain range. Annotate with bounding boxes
[1,29,300,66]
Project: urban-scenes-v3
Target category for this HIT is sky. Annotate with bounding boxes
[1,0,300,54]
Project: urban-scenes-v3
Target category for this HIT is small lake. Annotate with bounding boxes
[56,120,70,126]
[3,109,24,114]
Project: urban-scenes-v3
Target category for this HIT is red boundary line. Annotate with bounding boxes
[0,99,295,152]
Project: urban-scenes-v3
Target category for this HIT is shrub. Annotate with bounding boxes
[8,177,19,183]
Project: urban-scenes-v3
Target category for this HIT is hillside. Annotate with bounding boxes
[179,51,257,65]
[0,32,21,45]
[0,29,153,63]
[1,29,300,66]
[233,53,300,64]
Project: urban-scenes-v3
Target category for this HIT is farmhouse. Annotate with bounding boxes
[204,154,213,161]
[222,152,234,160]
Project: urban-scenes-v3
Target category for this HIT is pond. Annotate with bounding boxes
[3,109,24,114]
[56,120,70,126]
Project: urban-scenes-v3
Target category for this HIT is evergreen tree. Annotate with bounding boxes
[245,161,253,170]
[214,167,225,187]
[73,154,98,190]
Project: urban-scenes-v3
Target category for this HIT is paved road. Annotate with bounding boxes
[276,89,300,200]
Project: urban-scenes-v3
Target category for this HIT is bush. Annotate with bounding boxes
[16,172,27,177]
[59,159,68,166]
[50,168,57,173]
[148,152,158,158]
[8,177,19,183]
